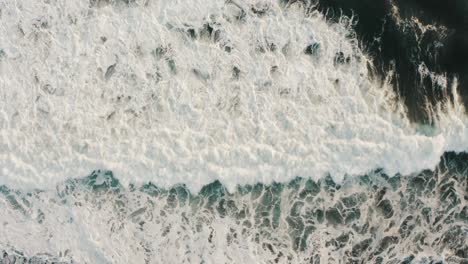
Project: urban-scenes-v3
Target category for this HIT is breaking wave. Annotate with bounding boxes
[0,0,467,263]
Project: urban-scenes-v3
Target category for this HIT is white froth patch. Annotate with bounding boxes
[0,0,467,192]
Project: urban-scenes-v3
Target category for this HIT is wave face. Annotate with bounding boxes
[0,0,467,263]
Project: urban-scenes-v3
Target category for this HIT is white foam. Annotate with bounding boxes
[0,0,467,192]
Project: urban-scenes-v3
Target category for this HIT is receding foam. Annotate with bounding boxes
[0,0,467,192]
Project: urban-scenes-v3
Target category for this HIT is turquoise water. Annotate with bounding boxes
[1,152,466,263]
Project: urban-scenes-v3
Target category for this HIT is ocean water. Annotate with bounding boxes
[0,0,467,263]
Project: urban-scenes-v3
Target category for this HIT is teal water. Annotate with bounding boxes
[1,152,466,263]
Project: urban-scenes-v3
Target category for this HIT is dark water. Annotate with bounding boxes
[313,0,468,123]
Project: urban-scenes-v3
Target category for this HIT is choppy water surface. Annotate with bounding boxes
[1,152,467,263]
[1,0,467,263]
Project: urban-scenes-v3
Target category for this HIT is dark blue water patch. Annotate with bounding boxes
[306,0,468,124]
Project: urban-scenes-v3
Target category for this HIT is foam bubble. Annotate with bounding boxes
[0,0,467,192]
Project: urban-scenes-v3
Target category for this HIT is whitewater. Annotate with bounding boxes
[1,0,467,192]
[0,0,467,263]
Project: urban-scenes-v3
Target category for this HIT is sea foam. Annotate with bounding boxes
[0,0,467,192]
